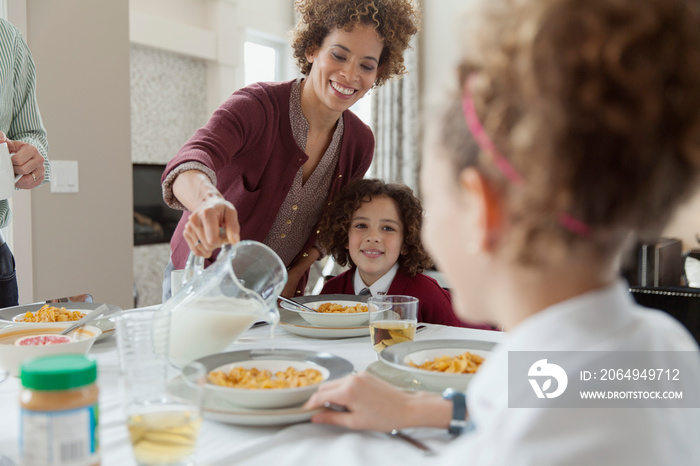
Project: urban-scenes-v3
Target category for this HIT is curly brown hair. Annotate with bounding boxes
[291,0,419,87]
[318,178,432,276]
[435,0,700,264]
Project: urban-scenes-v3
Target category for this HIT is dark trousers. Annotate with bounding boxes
[0,241,18,308]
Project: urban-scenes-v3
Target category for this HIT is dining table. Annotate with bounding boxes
[0,304,504,466]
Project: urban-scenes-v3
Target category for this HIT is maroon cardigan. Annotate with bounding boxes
[163,80,374,291]
[321,267,494,329]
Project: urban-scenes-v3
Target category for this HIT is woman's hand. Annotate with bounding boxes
[0,132,45,189]
[183,196,240,257]
[303,372,451,432]
[173,170,241,257]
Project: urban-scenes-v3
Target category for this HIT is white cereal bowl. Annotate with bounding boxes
[280,297,369,328]
[379,339,495,392]
[206,359,331,409]
[0,324,102,376]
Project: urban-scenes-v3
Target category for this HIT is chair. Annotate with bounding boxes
[630,286,700,344]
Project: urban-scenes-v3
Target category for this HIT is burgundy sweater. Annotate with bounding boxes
[321,267,494,330]
[163,80,374,291]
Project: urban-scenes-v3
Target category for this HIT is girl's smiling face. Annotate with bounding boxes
[346,195,405,286]
[305,23,384,115]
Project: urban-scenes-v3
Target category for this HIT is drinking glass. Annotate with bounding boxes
[116,309,205,466]
[368,295,419,354]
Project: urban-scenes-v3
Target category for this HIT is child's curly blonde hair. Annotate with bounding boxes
[291,0,419,88]
[318,178,432,277]
[437,0,700,264]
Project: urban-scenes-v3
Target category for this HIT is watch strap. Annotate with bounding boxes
[442,388,468,435]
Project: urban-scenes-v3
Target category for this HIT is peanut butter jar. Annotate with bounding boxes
[19,354,100,466]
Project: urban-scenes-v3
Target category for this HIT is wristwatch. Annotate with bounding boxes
[442,388,468,435]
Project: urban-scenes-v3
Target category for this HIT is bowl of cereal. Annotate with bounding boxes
[0,303,120,341]
[184,348,354,409]
[279,294,369,328]
[378,339,495,392]
[0,323,102,376]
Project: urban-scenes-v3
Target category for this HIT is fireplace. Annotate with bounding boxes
[132,163,181,245]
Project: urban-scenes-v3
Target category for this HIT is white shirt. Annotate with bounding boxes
[353,263,399,296]
[441,280,700,466]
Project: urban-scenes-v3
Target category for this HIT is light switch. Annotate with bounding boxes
[50,160,79,193]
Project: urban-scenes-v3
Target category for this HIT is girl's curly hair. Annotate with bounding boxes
[437,0,700,264]
[318,178,432,276]
[291,0,419,87]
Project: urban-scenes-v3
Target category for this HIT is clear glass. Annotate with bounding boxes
[368,295,419,354]
[117,309,205,466]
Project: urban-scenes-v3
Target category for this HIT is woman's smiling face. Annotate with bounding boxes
[305,23,384,114]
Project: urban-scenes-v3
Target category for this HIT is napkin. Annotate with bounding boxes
[686,256,700,288]
[207,423,453,466]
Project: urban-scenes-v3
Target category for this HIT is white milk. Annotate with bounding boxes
[168,297,264,367]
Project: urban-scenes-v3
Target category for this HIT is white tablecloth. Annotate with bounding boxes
[0,307,503,465]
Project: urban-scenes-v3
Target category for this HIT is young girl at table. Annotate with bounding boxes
[317,178,491,329]
[304,0,700,463]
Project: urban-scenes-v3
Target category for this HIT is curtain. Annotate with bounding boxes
[369,34,421,195]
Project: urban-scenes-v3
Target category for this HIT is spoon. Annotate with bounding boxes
[278,296,318,313]
[59,304,111,335]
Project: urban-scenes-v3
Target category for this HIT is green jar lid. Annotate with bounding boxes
[20,354,97,391]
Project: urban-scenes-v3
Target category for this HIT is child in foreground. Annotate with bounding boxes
[303,0,700,463]
[318,178,491,329]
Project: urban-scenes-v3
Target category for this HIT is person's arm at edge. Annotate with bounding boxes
[9,26,49,186]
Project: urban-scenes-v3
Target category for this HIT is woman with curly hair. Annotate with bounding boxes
[161,0,419,300]
[318,178,491,328]
[303,0,700,463]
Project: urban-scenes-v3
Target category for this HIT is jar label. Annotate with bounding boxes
[20,403,99,466]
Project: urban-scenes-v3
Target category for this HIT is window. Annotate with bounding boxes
[350,95,372,126]
[244,41,277,85]
[244,32,289,86]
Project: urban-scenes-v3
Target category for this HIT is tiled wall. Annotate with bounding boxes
[130,44,209,165]
[131,44,208,306]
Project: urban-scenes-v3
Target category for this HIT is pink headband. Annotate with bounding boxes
[461,92,591,237]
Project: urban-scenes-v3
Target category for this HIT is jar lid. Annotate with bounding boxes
[20,354,97,391]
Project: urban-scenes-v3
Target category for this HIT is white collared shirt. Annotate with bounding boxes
[353,263,399,296]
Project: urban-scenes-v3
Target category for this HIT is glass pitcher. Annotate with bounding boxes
[155,240,287,368]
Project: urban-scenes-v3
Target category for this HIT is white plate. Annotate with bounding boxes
[169,374,323,426]
[0,302,120,341]
[278,309,369,339]
[378,339,495,392]
[365,360,429,392]
[167,348,354,426]
[280,294,369,327]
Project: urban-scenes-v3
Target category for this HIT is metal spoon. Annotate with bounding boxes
[59,304,111,335]
[278,296,318,313]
